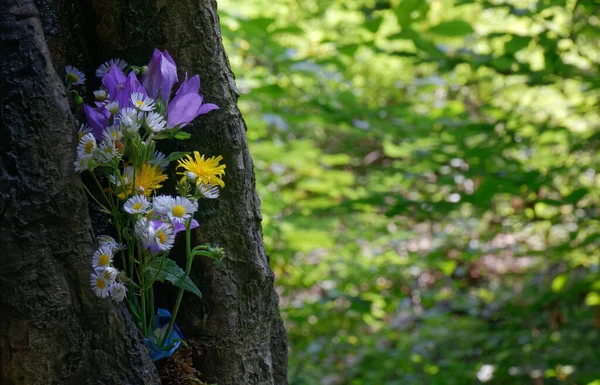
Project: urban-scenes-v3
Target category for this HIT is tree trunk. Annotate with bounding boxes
[0,1,159,384]
[2,0,288,384]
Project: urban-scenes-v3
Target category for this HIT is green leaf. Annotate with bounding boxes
[585,292,600,306]
[166,151,191,162]
[427,20,474,37]
[551,274,568,292]
[174,131,192,140]
[504,35,531,53]
[145,257,202,298]
[364,16,384,33]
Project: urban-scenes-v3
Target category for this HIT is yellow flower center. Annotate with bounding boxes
[99,254,110,266]
[96,278,106,289]
[172,205,185,217]
[157,230,167,244]
[103,146,113,154]
[136,100,145,108]
[78,132,84,141]
[111,132,119,139]
[85,141,94,153]
[132,202,143,210]
[103,270,112,280]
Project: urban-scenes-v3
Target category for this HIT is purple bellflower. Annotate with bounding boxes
[142,49,178,103]
[167,74,219,129]
[83,104,110,140]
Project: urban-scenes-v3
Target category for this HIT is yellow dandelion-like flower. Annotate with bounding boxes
[118,163,167,199]
[177,152,226,188]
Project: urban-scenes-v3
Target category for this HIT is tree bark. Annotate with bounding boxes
[3,0,288,384]
[0,1,159,385]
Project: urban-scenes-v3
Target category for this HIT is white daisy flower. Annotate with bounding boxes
[119,107,141,133]
[101,266,119,285]
[94,89,108,101]
[77,123,93,141]
[150,151,169,170]
[77,133,97,158]
[152,222,175,251]
[145,112,167,133]
[198,183,220,199]
[95,139,121,163]
[130,92,155,112]
[97,235,125,251]
[107,101,119,115]
[110,282,128,302]
[165,196,198,223]
[152,195,174,216]
[123,195,151,214]
[74,155,94,173]
[102,126,123,142]
[92,245,114,270]
[96,58,128,78]
[90,271,110,298]
[65,65,86,85]
[135,218,153,243]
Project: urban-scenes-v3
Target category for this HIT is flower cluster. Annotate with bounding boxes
[66,49,225,357]
[90,236,127,301]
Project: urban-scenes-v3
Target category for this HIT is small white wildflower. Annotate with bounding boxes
[97,235,125,251]
[77,133,97,159]
[74,156,93,172]
[123,195,151,214]
[165,196,198,223]
[95,139,121,163]
[145,112,167,133]
[107,101,119,115]
[110,282,128,302]
[101,266,118,285]
[119,107,141,133]
[150,151,169,170]
[96,58,128,78]
[198,182,220,199]
[152,222,175,251]
[65,65,86,85]
[130,92,155,112]
[135,218,153,242]
[90,271,110,298]
[152,195,174,216]
[102,126,123,142]
[92,245,114,270]
[94,89,108,101]
[77,123,93,141]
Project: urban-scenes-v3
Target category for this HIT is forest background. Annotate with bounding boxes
[218,0,600,384]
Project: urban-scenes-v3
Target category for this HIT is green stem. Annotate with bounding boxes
[138,243,148,336]
[161,219,193,347]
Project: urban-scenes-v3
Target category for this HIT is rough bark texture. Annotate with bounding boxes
[14,0,288,384]
[0,1,159,384]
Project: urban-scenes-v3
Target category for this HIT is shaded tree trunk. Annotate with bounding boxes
[0,1,159,384]
[2,0,288,384]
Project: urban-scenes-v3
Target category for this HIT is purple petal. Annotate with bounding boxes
[167,93,204,128]
[83,104,110,140]
[101,64,126,100]
[196,103,219,116]
[173,219,199,235]
[175,74,200,97]
[142,49,178,103]
[114,72,146,109]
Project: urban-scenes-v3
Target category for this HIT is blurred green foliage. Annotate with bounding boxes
[218,0,600,383]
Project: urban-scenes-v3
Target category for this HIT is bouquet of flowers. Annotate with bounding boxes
[65,50,224,359]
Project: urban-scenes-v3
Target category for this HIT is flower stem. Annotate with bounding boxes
[161,218,193,347]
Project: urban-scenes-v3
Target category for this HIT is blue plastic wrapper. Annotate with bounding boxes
[144,308,184,361]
